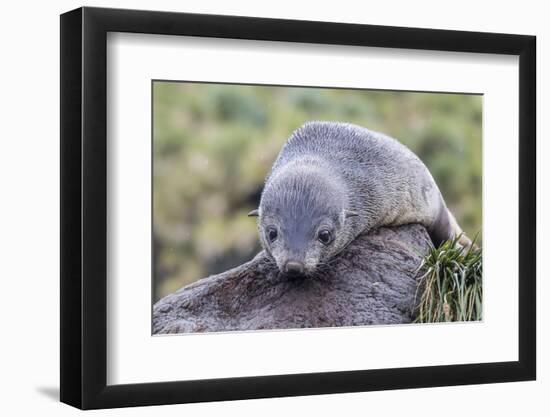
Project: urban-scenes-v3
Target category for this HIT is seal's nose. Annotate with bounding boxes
[284,261,305,275]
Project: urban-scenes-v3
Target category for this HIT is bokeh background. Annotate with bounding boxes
[153,81,482,302]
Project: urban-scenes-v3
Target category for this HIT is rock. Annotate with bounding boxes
[153,224,431,334]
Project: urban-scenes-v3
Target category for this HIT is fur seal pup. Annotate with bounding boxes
[249,121,472,276]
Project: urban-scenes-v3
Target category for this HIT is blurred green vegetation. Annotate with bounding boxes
[153,81,482,301]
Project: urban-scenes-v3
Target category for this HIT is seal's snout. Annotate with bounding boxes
[284,260,305,276]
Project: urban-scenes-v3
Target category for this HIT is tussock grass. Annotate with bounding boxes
[414,235,482,323]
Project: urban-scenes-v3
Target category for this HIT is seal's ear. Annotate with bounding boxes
[248,209,260,217]
[345,210,359,218]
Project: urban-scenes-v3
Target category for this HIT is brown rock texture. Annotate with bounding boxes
[153,224,431,334]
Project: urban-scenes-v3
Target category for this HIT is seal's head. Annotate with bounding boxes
[249,165,357,277]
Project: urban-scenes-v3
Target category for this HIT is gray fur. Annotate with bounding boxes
[255,121,466,275]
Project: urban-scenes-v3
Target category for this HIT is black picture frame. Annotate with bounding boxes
[60,6,536,410]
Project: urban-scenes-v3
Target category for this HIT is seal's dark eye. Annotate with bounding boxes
[266,227,278,243]
[318,229,332,245]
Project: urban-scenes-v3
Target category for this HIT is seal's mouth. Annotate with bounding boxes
[283,270,308,279]
[281,271,310,283]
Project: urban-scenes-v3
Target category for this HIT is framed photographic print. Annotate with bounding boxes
[60,6,536,409]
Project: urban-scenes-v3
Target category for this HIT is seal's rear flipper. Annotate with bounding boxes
[429,207,475,249]
[446,209,478,249]
[458,233,475,249]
